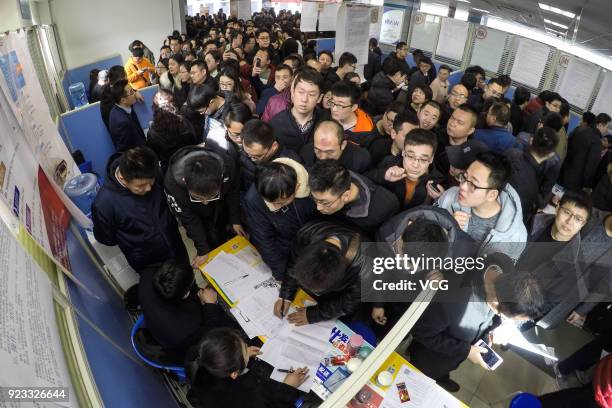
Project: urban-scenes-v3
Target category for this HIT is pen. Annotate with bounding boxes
[223,274,248,285]
[277,368,295,373]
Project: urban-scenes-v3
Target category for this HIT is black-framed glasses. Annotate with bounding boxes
[458,172,493,192]
[402,151,432,167]
[558,206,587,225]
[450,91,468,100]
[328,100,353,110]
[311,193,343,208]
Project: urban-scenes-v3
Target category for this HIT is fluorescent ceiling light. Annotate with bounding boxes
[419,2,449,16]
[546,27,567,36]
[544,18,568,29]
[472,7,490,13]
[456,0,470,3]
[538,3,575,19]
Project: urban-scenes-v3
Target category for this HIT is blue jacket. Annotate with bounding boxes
[473,126,520,153]
[108,105,146,152]
[92,154,187,270]
[243,184,316,279]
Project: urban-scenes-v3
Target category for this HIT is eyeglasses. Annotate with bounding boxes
[486,85,503,98]
[558,207,587,224]
[311,193,344,208]
[226,128,242,140]
[328,100,353,110]
[402,151,432,167]
[450,91,468,100]
[189,190,221,204]
[458,172,493,192]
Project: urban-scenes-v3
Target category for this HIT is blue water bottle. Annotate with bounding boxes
[68,82,88,108]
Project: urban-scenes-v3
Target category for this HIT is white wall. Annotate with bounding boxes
[49,0,181,69]
[0,0,33,31]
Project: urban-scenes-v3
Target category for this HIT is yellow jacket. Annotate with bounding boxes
[124,56,154,89]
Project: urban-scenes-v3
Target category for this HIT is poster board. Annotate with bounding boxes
[300,1,318,32]
[435,17,469,61]
[510,38,551,89]
[379,8,404,44]
[470,26,508,73]
[592,71,612,115]
[335,5,370,64]
[557,57,600,110]
[319,3,341,32]
[409,13,440,52]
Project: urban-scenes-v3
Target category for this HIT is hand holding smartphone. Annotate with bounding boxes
[475,339,503,370]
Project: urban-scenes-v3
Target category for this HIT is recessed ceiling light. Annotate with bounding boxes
[538,3,575,19]
[544,18,569,29]
[472,7,489,13]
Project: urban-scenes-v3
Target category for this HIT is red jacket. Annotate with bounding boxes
[594,354,612,408]
[261,88,291,122]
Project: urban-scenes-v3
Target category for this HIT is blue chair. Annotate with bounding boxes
[509,392,542,408]
[130,315,187,382]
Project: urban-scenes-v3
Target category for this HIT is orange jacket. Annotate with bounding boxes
[124,57,154,89]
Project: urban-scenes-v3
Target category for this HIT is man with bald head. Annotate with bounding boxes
[299,120,372,173]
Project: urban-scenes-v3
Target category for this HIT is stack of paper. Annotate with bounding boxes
[492,320,558,361]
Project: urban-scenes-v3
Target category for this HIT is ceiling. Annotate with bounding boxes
[448,0,612,57]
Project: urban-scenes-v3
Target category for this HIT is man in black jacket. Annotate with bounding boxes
[309,159,399,233]
[382,42,410,80]
[268,68,328,153]
[434,104,478,177]
[322,52,357,92]
[108,79,146,152]
[561,113,611,191]
[366,57,407,116]
[92,147,188,271]
[274,219,366,325]
[300,120,372,173]
[244,160,317,279]
[369,109,419,165]
[406,56,433,99]
[364,38,382,81]
[164,145,243,267]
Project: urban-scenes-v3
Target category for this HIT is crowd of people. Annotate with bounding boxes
[88,7,612,408]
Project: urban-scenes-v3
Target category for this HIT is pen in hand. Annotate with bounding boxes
[277,368,294,373]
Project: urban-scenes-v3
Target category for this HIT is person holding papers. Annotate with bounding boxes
[186,328,309,408]
[274,220,366,325]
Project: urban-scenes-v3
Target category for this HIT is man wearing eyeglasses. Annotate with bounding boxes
[330,81,376,148]
[467,77,504,114]
[309,159,398,233]
[367,129,438,211]
[204,101,251,163]
[108,79,146,152]
[473,102,521,153]
[436,151,527,261]
[164,145,243,268]
[523,91,563,134]
[438,84,470,127]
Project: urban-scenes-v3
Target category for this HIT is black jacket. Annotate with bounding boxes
[503,148,543,224]
[279,220,366,323]
[280,37,299,60]
[108,105,147,152]
[366,72,397,116]
[244,185,317,279]
[365,155,433,211]
[406,70,431,100]
[336,171,399,233]
[364,49,382,81]
[147,116,198,173]
[138,265,229,362]
[91,154,187,270]
[268,107,329,153]
[180,104,207,143]
[383,52,410,78]
[239,146,301,191]
[561,126,603,190]
[322,68,341,93]
[164,146,241,255]
[592,169,612,211]
[300,142,372,174]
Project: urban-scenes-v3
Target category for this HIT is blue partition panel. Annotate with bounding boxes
[65,226,179,408]
[133,85,158,129]
[568,113,581,134]
[63,54,123,109]
[448,70,463,88]
[406,53,416,68]
[505,86,516,101]
[316,38,335,52]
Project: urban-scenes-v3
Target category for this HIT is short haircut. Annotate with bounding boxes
[255,162,297,202]
[131,47,144,58]
[117,147,158,181]
[187,84,218,110]
[497,74,512,88]
[382,56,406,76]
[191,60,208,72]
[314,120,345,145]
[513,87,531,105]
[396,42,407,50]
[488,77,503,88]
[460,72,476,91]
[401,219,449,259]
[152,259,194,301]
[283,54,304,71]
[559,99,570,118]
[419,56,433,66]
[392,110,419,133]
[455,104,479,128]
[275,63,292,75]
[495,272,546,320]
[242,119,276,148]
[205,50,221,62]
[531,126,559,157]
[170,35,182,44]
[318,50,334,62]
[547,92,562,104]
[404,128,438,152]
[293,240,346,292]
[465,65,485,78]
[488,101,511,126]
[385,101,407,115]
[542,112,563,132]
[169,53,184,65]
[255,47,270,60]
[108,66,127,84]
[292,67,324,93]
[412,84,433,102]
[438,64,451,73]
[338,52,357,68]
[111,79,129,104]
[582,111,596,125]
[309,159,352,196]
[223,101,252,125]
[596,113,612,125]
[330,80,361,105]
[257,29,270,38]
[183,153,223,195]
[559,189,593,216]
[422,100,442,116]
[474,151,512,191]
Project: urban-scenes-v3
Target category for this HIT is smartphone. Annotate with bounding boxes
[475,339,503,370]
[255,58,261,68]
[225,44,231,51]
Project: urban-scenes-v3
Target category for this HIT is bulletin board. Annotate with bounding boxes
[408,13,440,53]
[469,26,509,74]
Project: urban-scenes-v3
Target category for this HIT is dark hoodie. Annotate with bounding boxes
[91,153,188,270]
[164,146,241,256]
[366,72,398,116]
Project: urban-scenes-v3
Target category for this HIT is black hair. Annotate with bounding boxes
[419,56,433,66]
[404,128,438,151]
[223,101,252,125]
[292,67,324,93]
[293,240,346,293]
[117,147,158,181]
[438,64,451,73]
[460,72,476,91]
[422,100,442,116]
[542,112,563,132]
[596,113,612,125]
[129,40,144,51]
[330,80,361,105]
[401,219,449,260]
[183,153,223,195]
[488,77,504,88]
[131,47,144,58]
[465,65,485,78]
[385,101,407,115]
[188,328,246,381]
[455,104,479,127]
[369,38,378,48]
[110,79,129,104]
[531,126,559,157]
[497,74,512,88]
[396,42,407,50]
[338,52,357,68]
[474,151,512,191]
[559,99,570,118]
[344,72,360,83]
[255,47,271,60]
[495,272,546,320]
[275,63,292,75]
[169,53,185,65]
[392,110,419,133]
[513,87,531,106]
[152,259,194,301]
[546,92,563,104]
[187,84,218,110]
[314,120,345,145]
[255,162,298,202]
[108,65,127,84]
[170,35,183,44]
[318,50,334,62]
[242,119,276,148]
[412,84,433,102]
[205,50,221,62]
[283,54,304,71]
[559,189,593,216]
[309,159,351,195]
[488,101,511,126]
[191,60,208,72]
